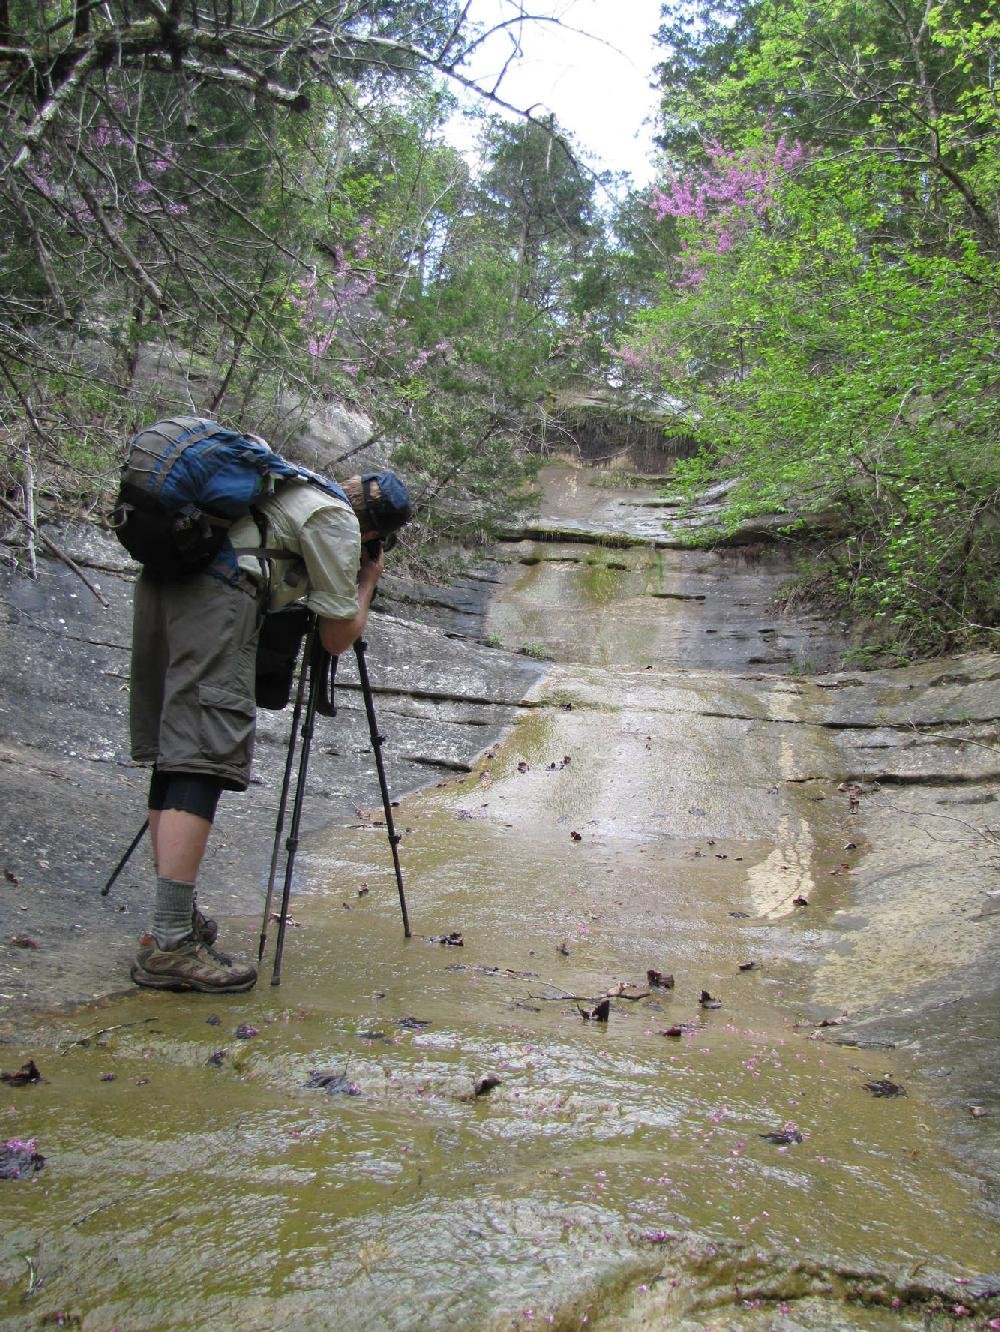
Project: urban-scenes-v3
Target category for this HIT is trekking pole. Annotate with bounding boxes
[101,818,149,897]
[270,629,326,987]
[257,618,316,964]
[353,637,411,939]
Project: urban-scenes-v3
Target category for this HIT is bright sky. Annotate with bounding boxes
[451,0,664,190]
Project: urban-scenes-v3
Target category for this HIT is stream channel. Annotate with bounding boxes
[1,465,997,1330]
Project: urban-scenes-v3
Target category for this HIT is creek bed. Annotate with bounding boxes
[1,467,997,1330]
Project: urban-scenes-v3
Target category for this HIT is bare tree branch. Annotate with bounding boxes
[0,493,111,605]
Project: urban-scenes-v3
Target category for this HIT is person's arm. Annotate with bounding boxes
[317,542,384,657]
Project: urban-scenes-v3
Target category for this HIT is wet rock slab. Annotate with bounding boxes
[492,538,850,676]
[2,471,999,1325]
[0,524,543,1010]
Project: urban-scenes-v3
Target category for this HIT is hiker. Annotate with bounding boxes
[123,422,411,994]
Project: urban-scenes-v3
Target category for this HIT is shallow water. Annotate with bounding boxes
[1,468,997,1330]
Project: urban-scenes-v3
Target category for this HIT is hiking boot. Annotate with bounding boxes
[131,934,257,994]
[191,907,218,947]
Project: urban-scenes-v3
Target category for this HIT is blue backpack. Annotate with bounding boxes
[111,416,348,578]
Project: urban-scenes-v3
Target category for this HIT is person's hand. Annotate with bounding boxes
[360,539,384,585]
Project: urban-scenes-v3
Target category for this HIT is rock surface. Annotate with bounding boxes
[489,467,1000,1210]
[0,521,543,1007]
[1,477,997,1219]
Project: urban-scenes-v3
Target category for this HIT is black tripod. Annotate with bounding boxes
[258,623,411,985]
[101,818,149,898]
[104,625,412,981]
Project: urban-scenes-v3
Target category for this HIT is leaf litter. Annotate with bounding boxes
[0,1137,45,1179]
[305,1070,361,1096]
[864,1078,906,1098]
[473,1074,502,1098]
[647,969,674,989]
[1,1059,43,1086]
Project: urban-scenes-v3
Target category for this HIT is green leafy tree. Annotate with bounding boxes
[474,115,597,316]
[568,188,680,381]
[625,0,999,657]
[0,1,579,554]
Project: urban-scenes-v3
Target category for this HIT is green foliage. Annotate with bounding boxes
[566,192,680,377]
[519,641,556,661]
[636,0,1000,658]
[0,371,132,520]
[14,0,995,669]
[474,116,597,315]
[0,9,572,555]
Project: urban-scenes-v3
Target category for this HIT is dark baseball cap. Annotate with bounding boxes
[357,472,412,550]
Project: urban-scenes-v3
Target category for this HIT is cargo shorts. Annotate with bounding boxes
[130,570,261,791]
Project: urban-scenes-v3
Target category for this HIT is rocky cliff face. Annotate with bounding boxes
[112,344,381,474]
[543,387,701,472]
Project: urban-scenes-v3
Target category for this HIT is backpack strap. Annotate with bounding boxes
[230,475,350,565]
[229,505,302,608]
[249,508,272,605]
[230,536,300,562]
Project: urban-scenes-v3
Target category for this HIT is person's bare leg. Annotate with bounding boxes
[148,808,160,869]
[133,801,256,989]
[148,809,212,948]
[152,809,212,882]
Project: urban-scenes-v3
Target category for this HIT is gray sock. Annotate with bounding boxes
[152,876,196,950]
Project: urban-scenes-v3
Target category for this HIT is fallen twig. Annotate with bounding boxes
[529,992,600,1002]
[72,1199,118,1227]
[874,798,1000,847]
[59,1017,156,1053]
[918,730,998,753]
[22,1249,42,1299]
[528,986,651,1003]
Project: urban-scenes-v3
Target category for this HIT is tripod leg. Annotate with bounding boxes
[257,625,314,963]
[271,633,324,986]
[101,818,149,898]
[354,638,411,938]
